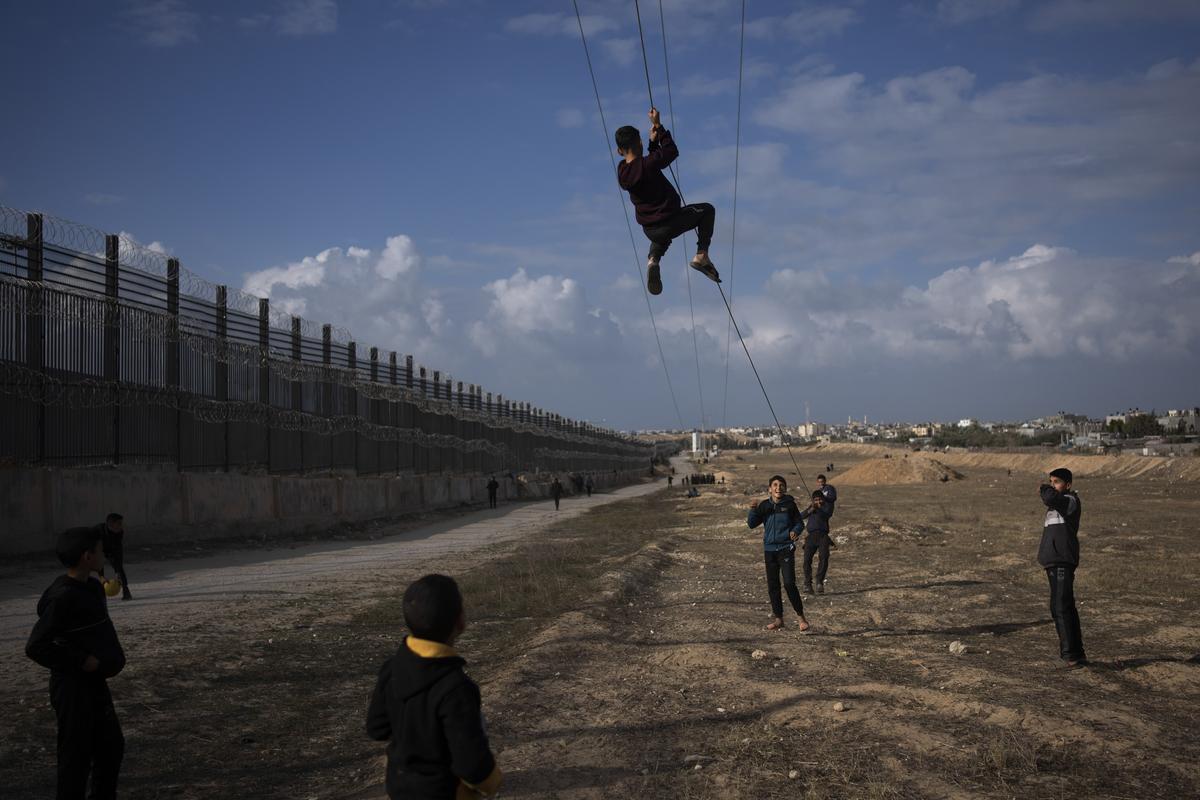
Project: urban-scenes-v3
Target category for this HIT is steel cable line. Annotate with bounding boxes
[572,0,686,431]
[722,0,746,430]
[634,0,809,491]
[655,0,708,438]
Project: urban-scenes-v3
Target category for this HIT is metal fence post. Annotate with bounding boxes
[216,285,228,471]
[259,298,270,471]
[291,316,303,470]
[167,258,181,469]
[25,214,45,462]
[104,234,120,465]
[322,324,332,469]
[348,341,358,475]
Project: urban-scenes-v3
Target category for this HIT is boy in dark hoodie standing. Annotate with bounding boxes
[800,491,835,595]
[1038,468,1087,668]
[747,475,810,631]
[26,526,127,800]
[367,574,502,799]
[616,107,720,296]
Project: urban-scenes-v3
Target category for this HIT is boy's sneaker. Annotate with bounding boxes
[816,582,825,595]
[646,259,663,295]
[802,584,814,595]
[689,254,721,284]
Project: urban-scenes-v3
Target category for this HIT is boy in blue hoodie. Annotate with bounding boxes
[26,526,127,800]
[747,476,810,631]
[367,574,502,799]
[1038,468,1087,668]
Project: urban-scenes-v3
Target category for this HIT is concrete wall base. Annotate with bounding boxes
[1,467,648,556]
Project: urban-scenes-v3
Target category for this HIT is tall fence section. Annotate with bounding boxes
[0,208,660,477]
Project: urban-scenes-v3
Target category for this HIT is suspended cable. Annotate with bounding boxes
[655,0,707,437]
[572,0,686,431]
[722,0,746,430]
[716,283,810,492]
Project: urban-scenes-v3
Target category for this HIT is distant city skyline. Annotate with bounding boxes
[3,1,1198,430]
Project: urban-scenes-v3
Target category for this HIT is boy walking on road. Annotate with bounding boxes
[747,476,810,632]
[486,477,499,509]
[616,108,720,296]
[1038,468,1087,668]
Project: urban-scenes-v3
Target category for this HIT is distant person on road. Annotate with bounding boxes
[747,475,810,632]
[550,478,564,511]
[800,491,834,595]
[367,574,502,799]
[585,476,594,497]
[1038,468,1087,668]
[667,475,674,487]
[97,513,132,601]
[26,526,127,800]
[486,476,499,509]
[815,475,837,517]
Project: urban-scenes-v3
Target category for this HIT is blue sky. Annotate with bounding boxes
[3,0,1199,430]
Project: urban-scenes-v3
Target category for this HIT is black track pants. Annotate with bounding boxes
[642,203,716,260]
[50,676,123,800]
[764,548,805,619]
[1047,566,1085,661]
[803,538,830,587]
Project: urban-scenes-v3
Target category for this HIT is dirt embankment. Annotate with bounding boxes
[809,443,1200,481]
[835,455,964,486]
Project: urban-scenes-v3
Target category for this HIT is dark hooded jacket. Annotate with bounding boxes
[26,575,126,680]
[366,637,497,799]
[616,127,682,226]
[747,494,803,552]
[1037,485,1082,568]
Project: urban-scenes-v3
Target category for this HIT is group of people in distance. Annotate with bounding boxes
[25,458,1088,799]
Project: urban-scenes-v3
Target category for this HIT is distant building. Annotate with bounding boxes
[1158,408,1200,434]
[957,418,977,428]
[796,422,827,438]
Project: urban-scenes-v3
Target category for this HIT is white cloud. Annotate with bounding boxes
[1169,251,1200,267]
[277,0,338,36]
[935,0,1021,25]
[504,12,616,38]
[556,108,586,128]
[740,245,1200,364]
[743,6,859,42]
[601,37,639,67]
[374,235,420,280]
[241,234,441,360]
[1030,0,1200,31]
[118,230,170,257]
[125,0,199,47]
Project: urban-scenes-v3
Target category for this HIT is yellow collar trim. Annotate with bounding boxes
[407,636,458,659]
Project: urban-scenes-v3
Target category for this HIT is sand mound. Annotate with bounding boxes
[836,455,964,486]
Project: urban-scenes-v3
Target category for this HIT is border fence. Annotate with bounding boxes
[0,207,657,476]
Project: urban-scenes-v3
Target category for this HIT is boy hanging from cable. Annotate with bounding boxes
[616,108,720,296]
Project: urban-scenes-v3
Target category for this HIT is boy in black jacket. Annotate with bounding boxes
[616,107,720,296]
[1038,468,1087,667]
[747,475,810,631]
[26,526,127,800]
[800,491,834,594]
[367,574,502,799]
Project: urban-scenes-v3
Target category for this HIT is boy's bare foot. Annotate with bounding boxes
[765,618,784,631]
[646,258,662,295]
[797,618,811,632]
[689,253,721,284]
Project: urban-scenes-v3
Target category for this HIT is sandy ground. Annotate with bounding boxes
[4,448,1200,799]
